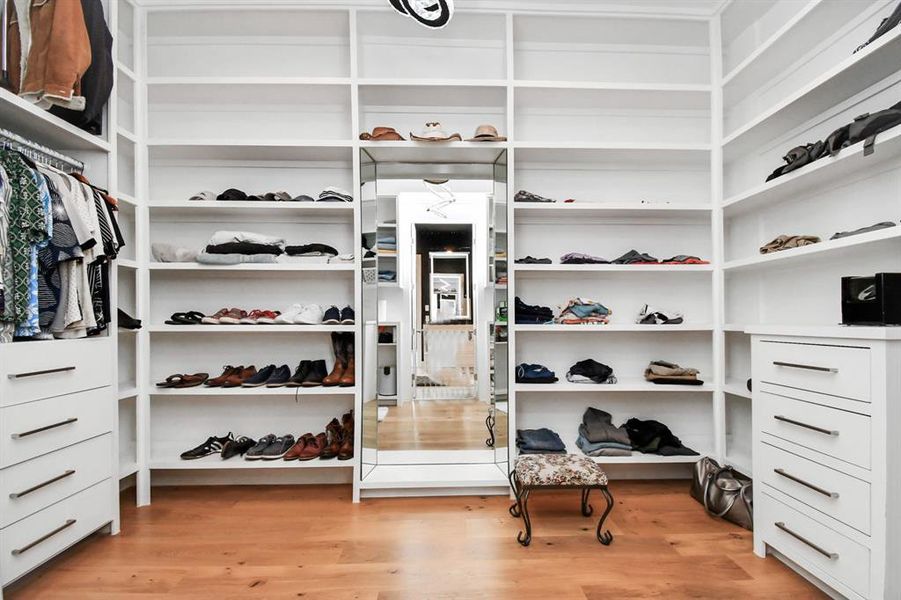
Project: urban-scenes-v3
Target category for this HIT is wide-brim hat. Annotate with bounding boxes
[467,124,507,142]
[410,122,463,142]
[360,126,405,141]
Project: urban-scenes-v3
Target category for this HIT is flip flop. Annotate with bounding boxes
[156,374,185,388]
[172,373,210,388]
[165,311,205,325]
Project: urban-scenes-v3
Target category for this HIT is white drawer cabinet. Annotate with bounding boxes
[750,328,901,600]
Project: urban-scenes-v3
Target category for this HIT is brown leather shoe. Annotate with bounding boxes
[206,365,242,387]
[338,412,354,460]
[319,418,343,460]
[283,433,314,461]
[322,332,346,387]
[222,365,256,388]
[338,356,354,387]
[298,432,328,461]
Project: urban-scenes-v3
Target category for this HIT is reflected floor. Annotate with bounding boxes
[369,398,501,451]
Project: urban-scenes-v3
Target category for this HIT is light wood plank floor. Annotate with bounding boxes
[6,482,825,599]
[368,399,498,451]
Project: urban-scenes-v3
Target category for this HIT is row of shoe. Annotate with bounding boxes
[188,187,353,203]
[180,413,354,461]
[164,305,355,326]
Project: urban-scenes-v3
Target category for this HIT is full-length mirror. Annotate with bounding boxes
[360,150,507,473]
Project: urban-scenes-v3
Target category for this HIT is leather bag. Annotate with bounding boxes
[690,457,754,531]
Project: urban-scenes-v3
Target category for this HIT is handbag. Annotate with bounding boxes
[690,457,754,530]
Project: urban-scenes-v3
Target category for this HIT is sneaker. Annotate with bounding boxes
[245,434,276,460]
[180,433,234,460]
[240,310,266,324]
[218,308,247,325]
[260,435,295,460]
[286,360,312,387]
[242,364,277,387]
[256,310,280,324]
[340,306,355,324]
[275,304,304,324]
[202,307,230,325]
[301,359,328,387]
[221,435,256,460]
[265,364,292,387]
[322,306,341,325]
[295,304,324,325]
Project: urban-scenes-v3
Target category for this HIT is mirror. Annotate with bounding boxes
[360,150,507,472]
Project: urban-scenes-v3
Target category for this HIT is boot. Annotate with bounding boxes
[322,332,346,387]
[319,418,343,460]
[338,411,354,460]
[298,432,328,461]
[300,359,327,387]
[338,333,355,387]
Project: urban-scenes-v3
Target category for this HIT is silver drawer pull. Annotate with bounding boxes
[775,521,839,560]
[773,415,838,437]
[11,417,78,439]
[772,361,838,374]
[11,519,77,556]
[774,468,839,499]
[9,470,76,499]
[8,366,76,380]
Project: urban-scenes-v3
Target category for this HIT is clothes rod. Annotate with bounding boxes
[0,127,85,173]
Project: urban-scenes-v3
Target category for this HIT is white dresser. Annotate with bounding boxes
[750,326,901,600]
[0,338,117,591]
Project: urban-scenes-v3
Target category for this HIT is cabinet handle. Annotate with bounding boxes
[11,417,78,439]
[11,519,77,556]
[774,468,839,499]
[773,415,838,437]
[772,361,838,374]
[9,470,76,499]
[775,522,838,560]
[8,366,76,379]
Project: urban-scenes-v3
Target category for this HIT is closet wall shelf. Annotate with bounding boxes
[513,143,711,168]
[513,324,714,332]
[147,324,355,333]
[0,88,111,152]
[358,78,507,88]
[150,455,354,470]
[148,201,354,220]
[586,452,705,465]
[151,387,354,396]
[118,387,139,400]
[118,258,139,269]
[119,462,139,479]
[723,380,752,399]
[118,129,137,145]
[147,140,353,162]
[513,202,712,221]
[117,193,138,207]
[723,454,752,475]
[148,263,354,272]
[117,62,137,83]
[723,226,901,272]
[359,141,507,165]
[513,264,713,273]
[723,126,901,214]
[146,76,352,86]
[514,380,713,393]
[514,80,712,93]
[723,323,748,333]
[722,26,901,161]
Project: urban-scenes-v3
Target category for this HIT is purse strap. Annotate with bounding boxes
[702,466,744,518]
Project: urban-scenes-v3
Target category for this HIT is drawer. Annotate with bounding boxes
[758,441,870,535]
[757,340,869,403]
[758,391,870,469]
[0,478,112,586]
[0,338,112,407]
[759,491,870,598]
[0,434,112,528]
[0,388,113,469]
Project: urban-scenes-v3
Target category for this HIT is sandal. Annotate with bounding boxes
[165,311,205,325]
[172,373,210,388]
[156,374,185,388]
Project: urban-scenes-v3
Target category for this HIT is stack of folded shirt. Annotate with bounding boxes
[660,255,709,265]
[612,250,659,264]
[378,270,397,282]
[576,408,632,457]
[759,234,820,254]
[566,359,616,384]
[514,190,555,203]
[515,256,552,264]
[198,231,286,265]
[556,297,611,325]
[377,234,397,255]
[516,428,567,454]
[515,297,554,324]
[516,363,558,384]
[625,418,698,456]
[317,187,354,203]
[560,252,610,264]
[644,360,703,386]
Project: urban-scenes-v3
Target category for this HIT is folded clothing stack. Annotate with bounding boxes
[201,230,285,264]
[625,418,698,456]
[378,270,397,282]
[636,304,684,325]
[515,297,554,324]
[516,363,558,384]
[566,359,616,384]
[285,243,339,257]
[576,408,632,457]
[377,234,397,255]
[516,428,567,455]
[560,252,609,264]
[556,297,611,325]
[759,234,820,254]
[644,360,703,386]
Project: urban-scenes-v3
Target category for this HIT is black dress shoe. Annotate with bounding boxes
[301,359,328,387]
[220,435,255,460]
[286,360,312,387]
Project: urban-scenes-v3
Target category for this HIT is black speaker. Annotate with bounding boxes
[841,273,901,325]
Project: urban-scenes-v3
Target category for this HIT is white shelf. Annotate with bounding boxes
[151,452,353,470]
[118,387,138,400]
[116,62,137,83]
[723,454,752,475]
[513,324,714,332]
[587,453,703,465]
[724,380,752,399]
[0,88,111,152]
[117,193,138,207]
[514,80,711,93]
[117,258,139,270]
[513,263,713,273]
[148,139,353,162]
[513,202,712,222]
[360,141,507,164]
[513,143,711,168]
[514,380,712,393]
[148,324,354,333]
[148,262,353,272]
[359,78,507,88]
[117,128,137,145]
[723,226,901,272]
[119,462,139,479]
[723,323,748,333]
[152,386,354,396]
[148,201,354,220]
[147,76,352,86]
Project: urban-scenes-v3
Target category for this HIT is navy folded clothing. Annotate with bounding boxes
[516,363,558,384]
[205,242,284,256]
[515,296,554,324]
[516,427,566,453]
[285,243,338,257]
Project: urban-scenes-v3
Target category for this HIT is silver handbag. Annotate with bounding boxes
[690,457,753,531]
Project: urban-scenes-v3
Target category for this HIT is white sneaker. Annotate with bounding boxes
[276,304,304,324]
[294,303,324,325]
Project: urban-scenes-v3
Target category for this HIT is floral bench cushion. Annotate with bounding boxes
[514,454,609,487]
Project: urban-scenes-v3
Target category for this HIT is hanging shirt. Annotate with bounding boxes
[15,167,52,337]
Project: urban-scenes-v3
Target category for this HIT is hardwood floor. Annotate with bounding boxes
[6,481,825,599]
[368,398,497,451]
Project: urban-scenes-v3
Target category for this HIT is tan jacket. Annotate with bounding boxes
[7,0,91,110]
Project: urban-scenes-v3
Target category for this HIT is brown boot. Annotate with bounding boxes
[338,333,355,387]
[298,432,328,461]
[322,332,346,387]
[283,433,314,461]
[338,412,354,460]
[319,418,343,460]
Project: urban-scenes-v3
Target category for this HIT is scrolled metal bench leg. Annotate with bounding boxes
[581,487,594,517]
[595,486,615,546]
[516,488,533,547]
[508,469,522,518]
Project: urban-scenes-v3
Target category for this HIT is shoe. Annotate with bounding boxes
[339,306,355,325]
[275,304,304,324]
[171,373,209,388]
[181,432,234,460]
[221,435,255,459]
[322,306,341,325]
[242,364,277,387]
[240,310,265,324]
[323,333,346,386]
[245,434,276,460]
[298,432,328,460]
[206,365,242,387]
[118,308,142,330]
[283,433,314,460]
[218,307,247,324]
[338,413,354,460]
[295,304,324,325]
[265,364,292,387]
[223,365,257,388]
[338,333,355,387]
[301,359,328,387]
[255,310,280,325]
[286,360,312,387]
[260,435,295,460]
[319,418,343,460]
[202,308,230,324]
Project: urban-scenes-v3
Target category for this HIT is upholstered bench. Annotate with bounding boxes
[509,454,615,547]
